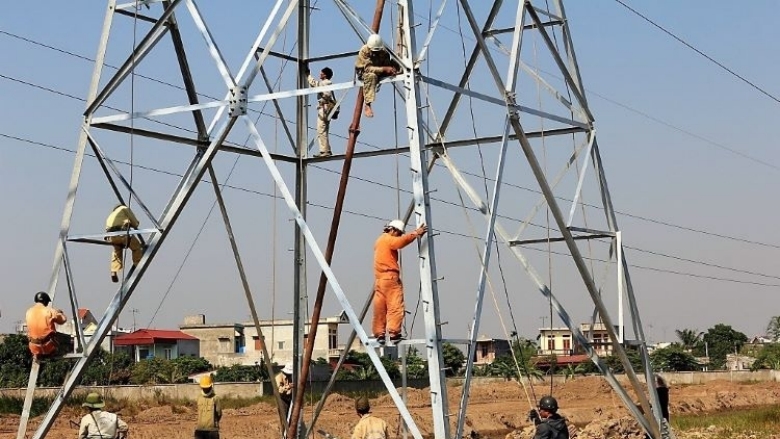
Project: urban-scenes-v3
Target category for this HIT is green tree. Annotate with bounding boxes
[213,364,264,382]
[766,316,780,342]
[650,345,699,371]
[404,349,428,379]
[675,328,702,352]
[0,334,35,387]
[343,350,400,379]
[701,324,748,370]
[442,343,465,376]
[604,349,643,373]
[131,358,173,384]
[750,344,780,371]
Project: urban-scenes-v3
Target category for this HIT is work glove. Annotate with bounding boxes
[528,409,541,425]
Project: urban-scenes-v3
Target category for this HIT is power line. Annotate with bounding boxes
[3,23,779,177]
[6,131,780,289]
[2,27,779,286]
[4,49,780,254]
[612,0,780,105]
[4,22,779,174]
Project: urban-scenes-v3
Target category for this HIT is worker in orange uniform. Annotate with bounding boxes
[354,34,400,118]
[373,220,427,346]
[25,292,68,359]
[105,204,144,283]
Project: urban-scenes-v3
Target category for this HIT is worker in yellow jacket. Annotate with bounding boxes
[195,375,222,439]
[105,204,143,283]
[351,396,388,439]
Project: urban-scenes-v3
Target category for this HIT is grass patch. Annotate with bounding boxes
[673,405,780,437]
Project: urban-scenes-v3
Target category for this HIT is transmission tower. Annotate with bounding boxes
[18,1,667,439]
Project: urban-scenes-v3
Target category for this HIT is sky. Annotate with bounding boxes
[1,1,779,349]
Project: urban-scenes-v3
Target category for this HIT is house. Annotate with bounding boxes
[114,329,199,361]
[538,322,621,357]
[57,308,129,352]
[180,313,348,367]
[473,336,510,365]
[726,353,756,371]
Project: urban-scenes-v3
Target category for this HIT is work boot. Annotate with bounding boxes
[388,333,405,345]
[374,334,386,347]
[111,272,119,283]
[313,151,332,158]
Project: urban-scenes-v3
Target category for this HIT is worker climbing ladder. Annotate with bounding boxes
[19,2,673,439]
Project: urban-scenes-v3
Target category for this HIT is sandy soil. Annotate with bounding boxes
[3,377,780,439]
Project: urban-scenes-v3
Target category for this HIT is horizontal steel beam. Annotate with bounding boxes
[307,50,359,63]
[256,46,298,63]
[91,122,300,163]
[95,124,586,164]
[509,233,613,246]
[486,20,563,36]
[114,9,160,24]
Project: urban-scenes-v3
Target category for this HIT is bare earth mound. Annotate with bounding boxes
[4,377,780,439]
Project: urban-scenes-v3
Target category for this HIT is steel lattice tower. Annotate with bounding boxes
[18,1,668,438]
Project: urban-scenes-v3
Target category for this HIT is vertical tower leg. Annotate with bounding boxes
[397,1,449,437]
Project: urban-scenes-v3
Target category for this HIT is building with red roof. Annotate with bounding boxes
[114,329,199,361]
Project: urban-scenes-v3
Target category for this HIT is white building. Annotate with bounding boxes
[180,313,349,367]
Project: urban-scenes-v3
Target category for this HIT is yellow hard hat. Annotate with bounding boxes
[199,375,213,389]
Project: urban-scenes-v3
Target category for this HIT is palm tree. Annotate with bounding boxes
[766,316,780,342]
[675,328,702,352]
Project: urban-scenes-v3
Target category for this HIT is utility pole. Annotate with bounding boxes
[131,309,139,332]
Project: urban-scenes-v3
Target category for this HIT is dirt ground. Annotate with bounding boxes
[3,377,780,439]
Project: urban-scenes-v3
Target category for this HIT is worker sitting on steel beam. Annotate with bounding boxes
[105,204,143,283]
[195,375,222,439]
[351,396,388,439]
[528,395,570,439]
[372,220,427,346]
[25,292,68,359]
[354,34,400,118]
[306,65,338,158]
[79,393,129,439]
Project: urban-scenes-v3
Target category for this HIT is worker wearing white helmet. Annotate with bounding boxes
[372,219,427,345]
[354,33,401,118]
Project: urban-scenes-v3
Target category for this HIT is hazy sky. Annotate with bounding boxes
[1,1,778,348]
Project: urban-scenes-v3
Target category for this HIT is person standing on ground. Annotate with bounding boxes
[372,219,427,346]
[644,374,671,439]
[25,291,67,359]
[351,396,388,439]
[78,392,129,439]
[528,395,569,439]
[105,204,144,283]
[307,66,337,157]
[354,33,400,118]
[276,363,294,419]
[195,375,222,439]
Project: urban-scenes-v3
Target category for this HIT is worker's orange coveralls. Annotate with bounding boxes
[372,231,419,339]
[25,303,67,358]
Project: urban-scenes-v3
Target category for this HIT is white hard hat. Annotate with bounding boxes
[386,219,405,231]
[367,34,384,52]
[281,364,293,375]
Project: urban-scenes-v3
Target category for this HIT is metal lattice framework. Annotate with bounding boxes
[17,1,670,438]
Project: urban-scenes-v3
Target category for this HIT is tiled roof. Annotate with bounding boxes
[114,329,198,346]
